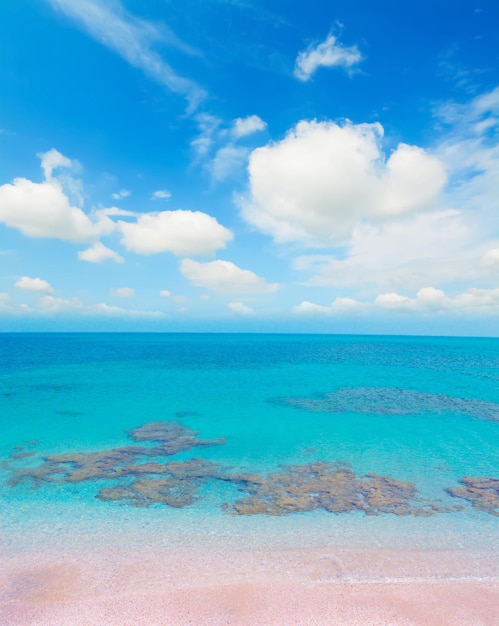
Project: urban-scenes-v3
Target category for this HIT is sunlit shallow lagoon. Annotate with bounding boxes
[1,333,498,557]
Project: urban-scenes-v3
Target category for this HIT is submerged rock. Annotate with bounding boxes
[446,477,499,516]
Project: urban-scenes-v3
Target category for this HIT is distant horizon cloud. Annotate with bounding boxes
[293,286,499,316]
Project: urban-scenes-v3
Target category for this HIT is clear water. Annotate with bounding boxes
[1,333,498,553]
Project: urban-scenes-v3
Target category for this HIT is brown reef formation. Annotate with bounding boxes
[7,421,225,487]
[224,462,452,517]
[97,458,224,508]
[446,477,499,517]
[8,419,495,518]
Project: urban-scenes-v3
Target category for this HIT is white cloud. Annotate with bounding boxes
[375,286,499,313]
[301,210,477,291]
[287,87,499,294]
[78,241,124,264]
[0,293,32,315]
[293,286,499,317]
[39,148,72,180]
[39,295,84,313]
[228,301,255,315]
[191,113,221,158]
[374,292,412,309]
[232,115,267,138]
[0,150,112,242]
[37,295,165,318]
[482,248,499,270]
[152,190,172,200]
[294,33,363,81]
[87,303,166,318]
[180,259,279,294]
[209,145,249,181]
[242,119,447,246]
[292,297,367,316]
[435,87,499,241]
[160,290,186,303]
[49,0,205,110]
[111,189,131,200]
[15,276,54,293]
[119,210,233,256]
[111,287,135,298]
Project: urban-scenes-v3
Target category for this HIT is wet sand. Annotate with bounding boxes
[1,544,498,625]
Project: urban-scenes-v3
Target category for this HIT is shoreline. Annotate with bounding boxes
[2,543,498,625]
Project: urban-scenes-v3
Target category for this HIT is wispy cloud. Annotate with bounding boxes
[111,189,131,200]
[152,190,172,200]
[49,0,206,110]
[294,32,363,81]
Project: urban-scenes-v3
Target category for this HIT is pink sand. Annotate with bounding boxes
[1,544,498,625]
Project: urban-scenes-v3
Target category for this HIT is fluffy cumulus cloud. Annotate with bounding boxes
[242,120,447,246]
[0,150,112,242]
[294,33,363,81]
[180,259,279,294]
[286,87,499,294]
[119,210,233,256]
[15,276,54,293]
[293,286,499,317]
[78,241,124,263]
[231,115,267,138]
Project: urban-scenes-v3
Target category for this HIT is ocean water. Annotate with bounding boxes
[1,333,498,556]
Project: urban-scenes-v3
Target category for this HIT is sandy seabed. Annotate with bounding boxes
[1,540,498,626]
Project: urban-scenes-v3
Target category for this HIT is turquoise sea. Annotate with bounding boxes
[1,333,498,556]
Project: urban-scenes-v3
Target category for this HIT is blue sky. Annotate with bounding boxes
[1,0,498,334]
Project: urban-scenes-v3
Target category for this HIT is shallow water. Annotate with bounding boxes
[1,333,498,557]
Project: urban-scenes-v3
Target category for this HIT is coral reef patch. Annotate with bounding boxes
[223,462,453,517]
[7,421,225,488]
[97,458,225,508]
[4,419,472,518]
[278,387,499,422]
[446,477,499,516]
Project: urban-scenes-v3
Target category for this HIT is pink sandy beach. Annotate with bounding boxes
[1,543,498,625]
